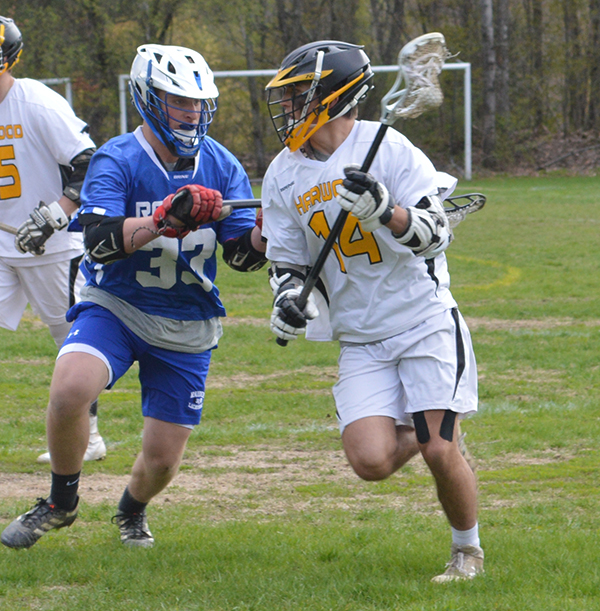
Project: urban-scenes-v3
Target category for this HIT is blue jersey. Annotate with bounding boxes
[78,128,255,321]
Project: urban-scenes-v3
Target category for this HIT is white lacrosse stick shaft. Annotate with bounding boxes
[0,222,17,235]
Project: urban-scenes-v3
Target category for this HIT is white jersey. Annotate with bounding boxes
[262,120,458,343]
[0,78,94,261]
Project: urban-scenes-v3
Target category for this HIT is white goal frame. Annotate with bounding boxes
[40,77,73,107]
[118,62,472,179]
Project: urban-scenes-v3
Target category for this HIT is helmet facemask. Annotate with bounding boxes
[267,82,324,150]
[135,81,217,157]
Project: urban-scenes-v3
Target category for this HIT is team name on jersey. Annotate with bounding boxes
[0,124,24,139]
[135,201,162,217]
[295,179,343,216]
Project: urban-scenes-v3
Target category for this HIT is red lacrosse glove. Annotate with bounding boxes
[153,185,223,238]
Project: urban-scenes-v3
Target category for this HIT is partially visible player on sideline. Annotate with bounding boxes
[1,43,266,550]
[0,16,105,463]
[261,41,483,582]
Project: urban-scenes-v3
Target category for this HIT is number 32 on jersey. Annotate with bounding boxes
[308,210,382,272]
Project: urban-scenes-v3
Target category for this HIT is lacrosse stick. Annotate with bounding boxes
[277,32,451,346]
[0,222,17,235]
[443,193,486,229]
[217,199,261,221]
[0,200,261,235]
[217,195,486,226]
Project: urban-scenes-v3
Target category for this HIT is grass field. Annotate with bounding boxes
[1,174,599,610]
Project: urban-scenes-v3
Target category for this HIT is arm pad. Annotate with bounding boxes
[62,148,96,205]
[80,213,128,264]
[222,228,267,272]
[392,195,453,258]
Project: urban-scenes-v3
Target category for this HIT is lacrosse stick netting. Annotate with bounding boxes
[381,32,453,123]
[444,193,487,229]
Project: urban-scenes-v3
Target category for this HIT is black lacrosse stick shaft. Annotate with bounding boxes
[277,123,390,347]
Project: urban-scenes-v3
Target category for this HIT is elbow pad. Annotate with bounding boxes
[222,228,267,272]
[392,195,453,259]
[62,148,96,205]
[80,213,128,264]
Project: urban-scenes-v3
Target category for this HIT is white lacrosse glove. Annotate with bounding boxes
[392,195,453,259]
[268,269,291,297]
[270,285,319,342]
[15,201,70,255]
[336,165,395,232]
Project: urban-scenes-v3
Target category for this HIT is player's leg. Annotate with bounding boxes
[19,258,107,463]
[400,308,482,581]
[113,345,212,548]
[0,350,108,550]
[112,417,192,548]
[17,258,76,348]
[0,258,29,331]
[334,341,419,481]
[415,410,478,528]
[342,418,418,480]
[415,409,483,582]
[1,306,132,550]
[47,351,109,474]
[129,418,192,501]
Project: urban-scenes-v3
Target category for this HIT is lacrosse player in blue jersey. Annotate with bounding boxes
[1,44,266,550]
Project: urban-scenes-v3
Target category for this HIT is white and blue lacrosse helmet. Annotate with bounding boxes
[129,44,219,157]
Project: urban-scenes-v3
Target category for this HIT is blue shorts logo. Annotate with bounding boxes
[188,390,205,411]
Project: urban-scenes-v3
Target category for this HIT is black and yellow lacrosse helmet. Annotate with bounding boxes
[0,17,23,75]
[266,41,373,152]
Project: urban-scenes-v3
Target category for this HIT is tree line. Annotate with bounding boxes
[9,0,600,176]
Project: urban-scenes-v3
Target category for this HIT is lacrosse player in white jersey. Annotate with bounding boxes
[262,40,483,582]
[0,16,105,463]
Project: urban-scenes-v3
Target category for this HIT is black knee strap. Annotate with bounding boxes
[413,410,457,444]
[413,411,430,444]
[439,410,457,442]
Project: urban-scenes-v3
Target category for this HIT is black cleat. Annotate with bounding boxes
[1,497,78,549]
[112,510,154,548]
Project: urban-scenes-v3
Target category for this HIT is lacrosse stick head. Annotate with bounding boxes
[443,193,486,229]
[265,41,374,152]
[380,32,450,124]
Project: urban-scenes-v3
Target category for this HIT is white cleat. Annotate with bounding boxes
[431,544,484,583]
[37,415,107,463]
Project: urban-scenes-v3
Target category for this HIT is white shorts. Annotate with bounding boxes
[0,254,85,346]
[333,308,478,434]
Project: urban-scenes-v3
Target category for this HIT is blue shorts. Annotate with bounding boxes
[60,304,212,426]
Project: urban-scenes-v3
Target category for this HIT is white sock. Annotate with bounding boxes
[451,523,480,548]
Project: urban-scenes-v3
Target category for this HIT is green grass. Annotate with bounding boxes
[1,175,600,610]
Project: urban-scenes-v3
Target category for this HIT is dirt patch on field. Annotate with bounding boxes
[0,443,578,521]
[0,448,440,519]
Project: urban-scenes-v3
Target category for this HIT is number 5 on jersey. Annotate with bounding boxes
[0,145,21,199]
